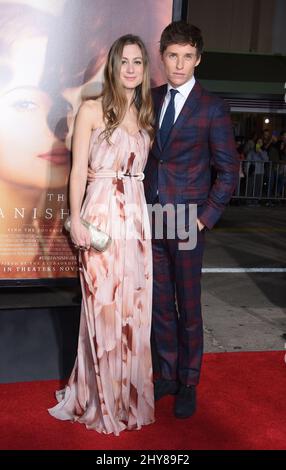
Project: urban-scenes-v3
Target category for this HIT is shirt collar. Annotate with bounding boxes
[167,76,196,98]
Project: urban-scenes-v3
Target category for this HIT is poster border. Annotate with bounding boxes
[172,0,188,21]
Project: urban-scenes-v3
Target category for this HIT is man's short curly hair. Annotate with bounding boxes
[160,21,203,56]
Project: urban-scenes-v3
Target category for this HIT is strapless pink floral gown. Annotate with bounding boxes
[48,128,154,435]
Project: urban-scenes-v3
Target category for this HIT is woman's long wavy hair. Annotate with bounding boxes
[100,34,154,142]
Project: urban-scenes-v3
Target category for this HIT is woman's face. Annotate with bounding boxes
[0,36,70,190]
[119,44,144,90]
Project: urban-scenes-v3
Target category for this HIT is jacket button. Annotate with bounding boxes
[159,160,164,164]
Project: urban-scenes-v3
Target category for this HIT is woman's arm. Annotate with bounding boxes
[69,100,100,248]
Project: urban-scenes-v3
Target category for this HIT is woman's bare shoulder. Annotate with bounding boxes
[77,99,102,128]
[78,98,103,127]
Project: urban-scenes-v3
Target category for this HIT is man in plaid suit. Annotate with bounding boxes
[144,21,239,418]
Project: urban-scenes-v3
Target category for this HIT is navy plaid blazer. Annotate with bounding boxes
[144,81,239,229]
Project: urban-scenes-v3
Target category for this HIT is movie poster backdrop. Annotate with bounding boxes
[0,0,172,281]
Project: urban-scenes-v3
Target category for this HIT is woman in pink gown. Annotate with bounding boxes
[48,35,155,435]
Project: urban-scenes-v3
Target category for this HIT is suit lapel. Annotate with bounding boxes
[163,81,203,150]
[154,85,167,151]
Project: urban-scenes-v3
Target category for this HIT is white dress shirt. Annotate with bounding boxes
[159,76,196,128]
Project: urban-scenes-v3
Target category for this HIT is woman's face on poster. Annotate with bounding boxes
[0,34,70,190]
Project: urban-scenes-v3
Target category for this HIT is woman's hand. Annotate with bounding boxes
[70,218,91,251]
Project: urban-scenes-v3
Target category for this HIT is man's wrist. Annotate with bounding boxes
[197,218,205,231]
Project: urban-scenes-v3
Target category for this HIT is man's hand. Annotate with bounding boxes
[197,218,205,232]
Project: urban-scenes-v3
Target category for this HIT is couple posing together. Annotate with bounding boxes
[48,21,239,435]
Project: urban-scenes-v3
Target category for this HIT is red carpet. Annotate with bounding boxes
[0,351,285,450]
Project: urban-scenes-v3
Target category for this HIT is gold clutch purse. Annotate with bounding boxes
[64,216,111,252]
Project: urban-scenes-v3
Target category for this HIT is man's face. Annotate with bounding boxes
[161,43,201,88]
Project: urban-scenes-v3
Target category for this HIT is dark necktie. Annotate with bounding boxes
[160,88,178,147]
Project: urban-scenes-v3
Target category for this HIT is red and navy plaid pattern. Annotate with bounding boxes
[144,81,239,229]
[145,81,239,386]
[151,224,205,386]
